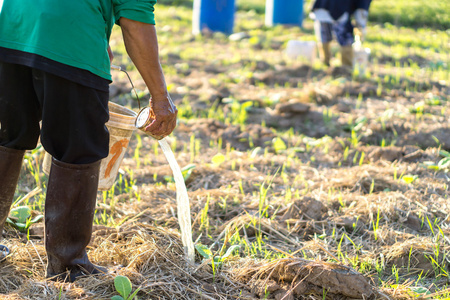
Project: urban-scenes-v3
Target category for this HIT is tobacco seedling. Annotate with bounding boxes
[211,153,225,167]
[6,206,43,232]
[164,164,196,182]
[195,243,240,267]
[111,275,140,300]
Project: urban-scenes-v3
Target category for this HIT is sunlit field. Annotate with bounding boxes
[2,0,449,299]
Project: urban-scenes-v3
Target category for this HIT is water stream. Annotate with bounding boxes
[158,138,195,262]
[110,65,195,262]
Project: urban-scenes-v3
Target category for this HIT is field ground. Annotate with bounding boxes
[1,0,449,299]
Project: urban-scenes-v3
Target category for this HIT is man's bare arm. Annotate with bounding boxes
[120,17,177,138]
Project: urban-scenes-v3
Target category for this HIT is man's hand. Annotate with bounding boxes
[143,95,178,140]
[120,17,178,139]
[354,9,368,29]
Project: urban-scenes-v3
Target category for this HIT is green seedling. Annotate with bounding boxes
[402,175,418,184]
[409,101,425,116]
[272,137,287,153]
[211,153,225,167]
[406,286,431,298]
[189,134,196,163]
[344,116,367,133]
[250,147,262,159]
[199,196,210,232]
[195,243,240,267]
[111,275,140,300]
[350,130,361,147]
[6,206,43,232]
[322,108,333,124]
[372,209,381,241]
[165,164,196,183]
[425,150,450,171]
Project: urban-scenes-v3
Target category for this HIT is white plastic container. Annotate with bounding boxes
[353,35,370,73]
[285,40,316,62]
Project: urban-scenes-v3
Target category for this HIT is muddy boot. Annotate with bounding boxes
[45,158,107,282]
[341,45,354,69]
[0,146,25,261]
[318,42,332,66]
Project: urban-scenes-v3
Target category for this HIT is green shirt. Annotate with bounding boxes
[0,0,156,81]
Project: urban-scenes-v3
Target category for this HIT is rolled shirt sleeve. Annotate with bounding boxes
[113,0,157,25]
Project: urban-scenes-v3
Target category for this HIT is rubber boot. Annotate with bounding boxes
[0,146,25,261]
[45,158,107,282]
[319,42,332,66]
[341,45,354,69]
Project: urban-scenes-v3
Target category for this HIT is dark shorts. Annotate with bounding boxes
[0,61,110,164]
[315,20,354,46]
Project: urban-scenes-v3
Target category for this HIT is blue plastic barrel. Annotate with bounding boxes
[192,0,236,35]
[265,0,304,26]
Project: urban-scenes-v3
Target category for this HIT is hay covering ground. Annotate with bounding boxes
[1,223,380,299]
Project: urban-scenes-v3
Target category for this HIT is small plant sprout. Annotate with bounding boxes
[211,153,225,167]
[372,208,381,241]
[272,137,287,154]
[402,174,418,184]
[199,196,210,232]
[423,150,450,171]
[195,243,240,267]
[164,164,195,183]
[6,206,43,233]
[111,275,140,300]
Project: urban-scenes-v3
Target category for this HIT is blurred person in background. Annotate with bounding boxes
[310,0,371,68]
[0,0,177,282]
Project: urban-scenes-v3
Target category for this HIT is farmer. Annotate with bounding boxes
[310,0,372,68]
[0,1,177,282]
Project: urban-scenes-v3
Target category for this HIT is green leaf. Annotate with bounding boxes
[439,150,450,158]
[426,98,440,106]
[250,147,262,159]
[288,147,305,153]
[29,215,44,224]
[220,245,240,260]
[402,175,417,184]
[352,116,368,132]
[408,286,431,296]
[164,175,174,183]
[181,164,196,181]
[211,153,225,167]
[195,244,213,259]
[272,137,287,153]
[12,222,28,231]
[114,275,132,299]
[431,135,440,145]
[426,165,440,170]
[317,233,327,239]
[242,101,253,110]
[111,296,124,300]
[9,206,31,223]
[438,157,450,169]
[248,36,260,46]
[127,287,141,300]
